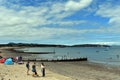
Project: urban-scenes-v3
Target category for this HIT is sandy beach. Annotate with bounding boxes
[0,62,120,80]
[0,62,73,80]
[0,47,120,80]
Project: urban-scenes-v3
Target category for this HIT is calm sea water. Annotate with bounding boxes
[18,46,120,66]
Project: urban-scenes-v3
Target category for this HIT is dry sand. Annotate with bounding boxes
[0,63,72,80]
[0,47,72,80]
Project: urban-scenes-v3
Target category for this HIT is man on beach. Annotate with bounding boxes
[41,63,45,77]
[26,61,30,75]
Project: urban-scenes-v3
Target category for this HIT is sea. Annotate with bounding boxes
[16,46,120,66]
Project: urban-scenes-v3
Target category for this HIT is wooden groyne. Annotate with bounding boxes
[22,57,87,62]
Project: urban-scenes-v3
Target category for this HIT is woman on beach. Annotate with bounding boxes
[32,62,39,77]
[41,63,45,77]
[26,61,30,75]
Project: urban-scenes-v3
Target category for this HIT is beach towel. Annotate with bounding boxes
[18,61,24,64]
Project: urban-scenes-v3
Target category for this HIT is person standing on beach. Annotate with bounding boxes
[26,61,30,75]
[41,63,45,77]
[18,56,22,62]
[32,62,39,77]
[16,56,19,63]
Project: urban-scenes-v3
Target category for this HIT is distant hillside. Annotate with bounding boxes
[0,43,67,47]
[0,43,110,47]
[71,44,110,47]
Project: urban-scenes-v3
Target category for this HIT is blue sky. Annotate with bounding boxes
[0,0,120,45]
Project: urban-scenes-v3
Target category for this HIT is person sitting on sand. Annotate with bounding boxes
[26,61,30,75]
[40,62,45,77]
[32,62,39,77]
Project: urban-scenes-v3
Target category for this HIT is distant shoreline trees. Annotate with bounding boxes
[0,42,110,47]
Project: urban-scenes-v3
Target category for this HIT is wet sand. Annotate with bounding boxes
[45,61,120,80]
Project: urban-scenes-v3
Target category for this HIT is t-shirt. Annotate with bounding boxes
[32,64,36,72]
[41,65,45,69]
[26,63,29,68]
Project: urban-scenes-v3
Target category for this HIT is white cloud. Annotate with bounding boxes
[0,26,88,41]
[2,0,115,45]
[0,0,93,27]
[96,5,120,24]
[96,4,120,33]
[0,6,47,27]
[65,0,93,11]
[0,0,93,40]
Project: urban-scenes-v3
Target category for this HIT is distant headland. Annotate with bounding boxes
[0,42,110,47]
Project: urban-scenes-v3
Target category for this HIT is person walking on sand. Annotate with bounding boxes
[26,61,30,75]
[41,63,45,77]
[32,62,39,77]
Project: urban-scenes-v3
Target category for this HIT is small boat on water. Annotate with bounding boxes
[104,47,110,51]
[96,50,99,53]
[104,49,108,51]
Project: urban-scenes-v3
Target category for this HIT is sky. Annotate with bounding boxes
[0,0,120,45]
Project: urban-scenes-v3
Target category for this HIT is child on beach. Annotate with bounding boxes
[26,61,30,75]
[41,63,45,77]
[32,62,39,77]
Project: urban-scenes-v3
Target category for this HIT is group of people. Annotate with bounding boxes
[26,62,45,77]
[16,56,24,64]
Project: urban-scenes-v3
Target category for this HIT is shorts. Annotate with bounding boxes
[32,69,36,72]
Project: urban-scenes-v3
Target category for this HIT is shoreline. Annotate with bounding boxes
[1,47,88,62]
[0,47,120,80]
